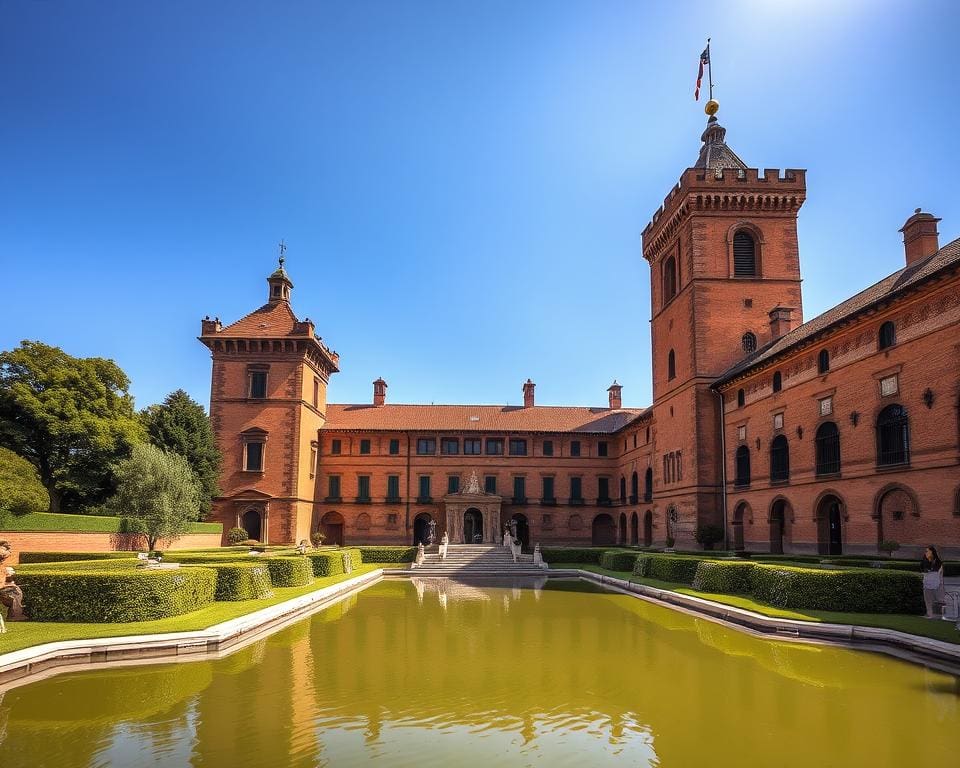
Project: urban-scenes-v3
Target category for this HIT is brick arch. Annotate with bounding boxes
[874,482,920,548]
[813,490,845,556]
[768,496,793,555]
[812,488,846,521]
[767,495,794,523]
[731,500,751,550]
[725,221,766,277]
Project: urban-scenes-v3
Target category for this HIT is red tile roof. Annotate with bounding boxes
[322,404,649,434]
[216,301,302,337]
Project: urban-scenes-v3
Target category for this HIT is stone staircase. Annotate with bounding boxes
[388,544,548,577]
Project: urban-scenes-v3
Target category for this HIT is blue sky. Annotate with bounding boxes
[1,0,957,411]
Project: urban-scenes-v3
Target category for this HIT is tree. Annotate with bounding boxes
[0,447,48,520]
[108,443,201,551]
[0,341,145,512]
[142,389,221,517]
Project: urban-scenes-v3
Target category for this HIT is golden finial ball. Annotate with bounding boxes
[704,99,720,116]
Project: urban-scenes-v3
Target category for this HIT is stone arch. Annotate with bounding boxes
[320,511,345,546]
[241,509,262,542]
[630,511,639,546]
[413,512,433,546]
[592,513,616,546]
[873,483,920,548]
[511,512,530,551]
[356,512,371,531]
[618,512,627,545]
[726,221,765,278]
[768,496,792,555]
[731,501,750,550]
[814,491,845,556]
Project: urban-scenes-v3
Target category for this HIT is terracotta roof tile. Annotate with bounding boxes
[322,404,649,434]
[217,301,302,337]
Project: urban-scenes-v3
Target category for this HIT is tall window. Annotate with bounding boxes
[742,332,757,354]
[878,321,896,350]
[509,439,527,456]
[598,477,610,503]
[772,371,782,393]
[542,440,554,457]
[359,439,371,455]
[313,377,320,408]
[249,371,267,399]
[464,438,481,455]
[245,442,264,472]
[818,349,830,374]
[416,438,436,455]
[619,476,626,502]
[331,439,342,455]
[770,435,790,483]
[570,440,581,457]
[644,467,653,502]
[541,476,555,502]
[485,438,504,455]
[484,475,497,494]
[734,446,751,487]
[663,256,677,302]
[737,389,745,408]
[597,441,608,457]
[388,439,400,455]
[357,475,371,501]
[441,438,459,455]
[569,477,583,502]
[815,421,841,476]
[326,476,341,501]
[386,475,400,501]
[447,475,460,494]
[733,231,757,277]
[877,404,910,466]
[417,475,431,501]
[630,471,639,503]
[513,476,526,503]
[668,349,676,380]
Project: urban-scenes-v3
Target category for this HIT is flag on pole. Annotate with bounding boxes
[694,46,710,100]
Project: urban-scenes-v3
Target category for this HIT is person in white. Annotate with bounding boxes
[503,526,512,548]
[439,532,449,561]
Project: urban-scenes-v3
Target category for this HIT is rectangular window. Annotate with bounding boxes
[484,475,497,494]
[417,438,436,455]
[418,475,431,502]
[331,439,342,455]
[464,438,482,455]
[597,441,608,457]
[509,439,527,456]
[737,425,746,442]
[542,440,554,457]
[819,397,833,417]
[441,438,460,455]
[313,378,320,408]
[633,434,637,448]
[245,442,264,471]
[570,440,581,457]
[541,476,555,502]
[389,439,400,455]
[359,439,371,455]
[386,475,400,501]
[485,438,504,455]
[357,475,371,502]
[773,413,784,430]
[310,446,317,478]
[570,476,583,501]
[598,477,610,502]
[326,475,341,501]
[879,375,898,397]
[513,476,526,503]
[447,475,460,494]
[249,371,267,399]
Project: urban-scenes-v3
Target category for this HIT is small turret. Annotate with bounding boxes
[267,240,293,303]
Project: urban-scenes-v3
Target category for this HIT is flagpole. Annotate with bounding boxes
[707,38,713,101]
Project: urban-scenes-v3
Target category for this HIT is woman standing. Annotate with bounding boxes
[921,545,945,618]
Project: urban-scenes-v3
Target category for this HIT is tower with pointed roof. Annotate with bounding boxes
[641,105,806,545]
[199,254,339,544]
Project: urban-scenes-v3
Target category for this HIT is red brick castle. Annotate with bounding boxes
[201,111,960,557]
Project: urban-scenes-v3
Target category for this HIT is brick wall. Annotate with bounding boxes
[0,531,223,565]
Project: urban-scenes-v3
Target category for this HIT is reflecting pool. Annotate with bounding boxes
[1,577,957,767]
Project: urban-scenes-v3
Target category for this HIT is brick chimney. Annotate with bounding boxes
[522,379,535,408]
[899,208,941,267]
[373,377,387,407]
[768,306,797,340]
[607,380,622,409]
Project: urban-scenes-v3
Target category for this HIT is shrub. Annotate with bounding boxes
[694,524,725,550]
[306,549,361,577]
[17,567,216,622]
[263,556,313,587]
[226,527,248,545]
[189,561,273,600]
[18,551,138,564]
[633,554,704,584]
[355,546,417,563]
[599,550,640,572]
[310,531,326,548]
[0,447,48,517]
[16,558,142,572]
[877,540,901,556]
[693,561,756,594]
[540,548,603,565]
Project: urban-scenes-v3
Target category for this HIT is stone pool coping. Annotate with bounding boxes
[0,568,382,690]
[559,569,960,673]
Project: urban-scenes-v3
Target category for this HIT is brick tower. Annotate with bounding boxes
[200,254,339,544]
[641,109,806,545]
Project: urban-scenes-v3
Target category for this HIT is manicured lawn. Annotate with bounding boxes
[0,563,395,656]
[557,563,960,645]
[2,512,221,534]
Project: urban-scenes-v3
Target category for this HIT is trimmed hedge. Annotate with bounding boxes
[16,558,141,572]
[263,556,313,587]
[599,550,641,572]
[18,551,139,564]
[541,548,604,565]
[188,561,274,601]
[633,554,705,584]
[355,546,417,563]
[1,512,222,534]
[17,567,216,622]
[306,548,363,577]
[692,561,756,594]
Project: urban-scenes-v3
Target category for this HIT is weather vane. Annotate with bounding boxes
[278,239,287,268]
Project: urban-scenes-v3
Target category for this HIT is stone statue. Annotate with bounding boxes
[0,567,25,622]
[439,532,449,561]
[502,526,512,548]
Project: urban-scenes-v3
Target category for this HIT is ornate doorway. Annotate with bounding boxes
[817,495,843,555]
[413,513,434,546]
[511,513,530,551]
[241,509,262,541]
[463,509,483,543]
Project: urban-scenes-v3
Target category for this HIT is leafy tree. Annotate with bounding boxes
[0,447,48,519]
[108,443,201,550]
[142,389,221,517]
[0,341,145,512]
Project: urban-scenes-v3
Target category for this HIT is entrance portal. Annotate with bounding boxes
[643,510,653,547]
[732,503,747,551]
[592,513,616,546]
[241,509,262,542]
[817,495,843,555]
[463,508,483,544]
[510,513,530,551]
[770,500,787,554]
[320,511,344,546]
[413,513,433,546]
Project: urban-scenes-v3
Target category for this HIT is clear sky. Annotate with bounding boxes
[1,0,957,412]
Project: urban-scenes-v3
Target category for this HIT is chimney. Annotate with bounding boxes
[522,379,536,408]
[372,377,387,407]
[607,380,622,409]
[899,208,941,267]
[768,306,797,340]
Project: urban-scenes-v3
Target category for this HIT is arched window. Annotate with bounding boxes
[770,435,790,483]
[734,446,751,487]
[663,256,677,302]
[742,332,757,354]
[815,421,841,476]
[619,476,626,503]
[630,471,639,503]
[667,349,676,380]
[737,388,745,408]
[644,467,653,502]
[818,349,830,374]
[733,231,757,277]
[878,321,896,350]
[772,371,782,393]
[877,404,910,466]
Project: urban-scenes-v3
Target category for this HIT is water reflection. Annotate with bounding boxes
[0,577,957,767]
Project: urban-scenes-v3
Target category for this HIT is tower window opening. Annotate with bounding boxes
[733,231,757,277]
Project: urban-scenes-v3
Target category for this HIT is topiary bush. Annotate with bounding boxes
[541,548,604,565]
[692,560,756,594]
[18,551,139,564]
[263,556,313,587]
[226,527,248,545]
[189,561,273,600]
[599,550,641,572]
[355,546,417,563]
[17,567,216,622]
[307,551,344,577]
[694,524,725,551]
[16,558,142,573]
[633,554,704,584]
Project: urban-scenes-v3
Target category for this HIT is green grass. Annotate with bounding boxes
[556,563,960,646]
[0,563,388,655]
[1,512,222,534]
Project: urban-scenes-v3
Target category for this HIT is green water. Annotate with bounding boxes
[0,577,957,767]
